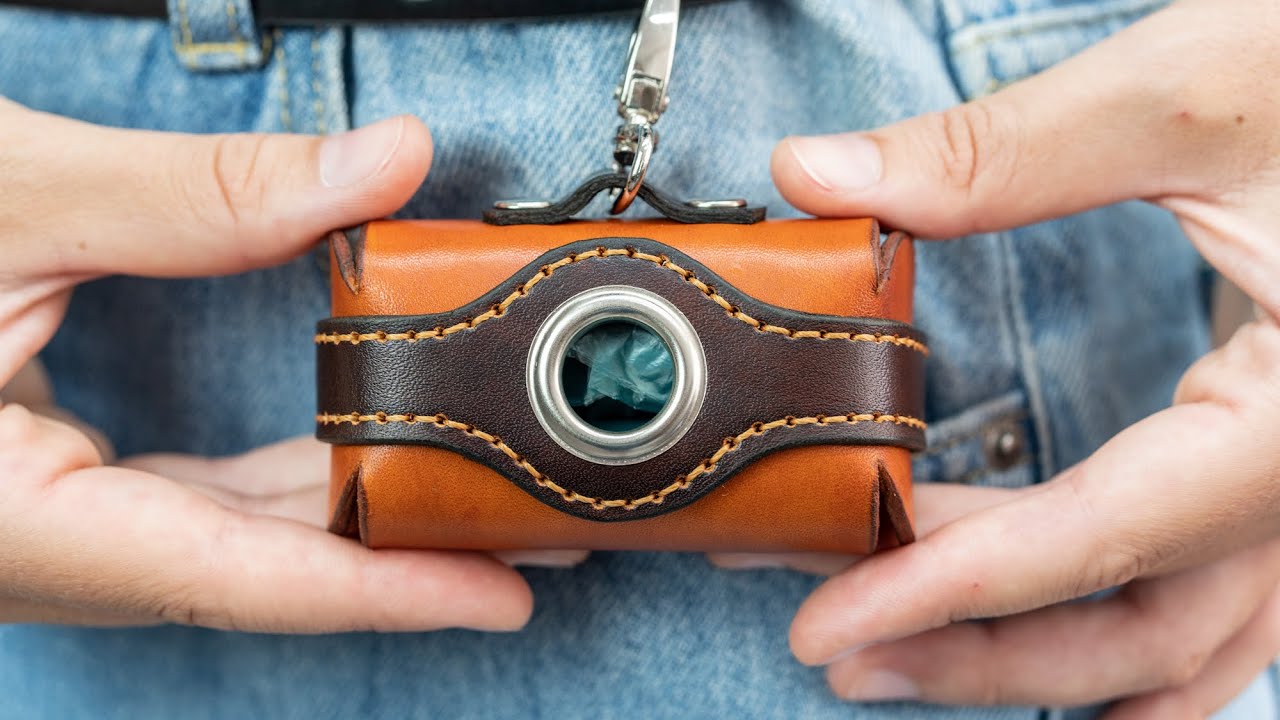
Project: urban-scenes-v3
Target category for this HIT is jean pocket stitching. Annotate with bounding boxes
[948,0,1169,56]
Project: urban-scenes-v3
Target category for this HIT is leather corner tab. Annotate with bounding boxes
[876,461,916,548]
[868,220,911,295]
[329,225,367,295]
[327,465,368,543]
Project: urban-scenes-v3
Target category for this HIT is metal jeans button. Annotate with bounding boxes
[983,421,1026,471]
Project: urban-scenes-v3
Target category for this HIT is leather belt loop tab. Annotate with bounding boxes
[166,0,265,72]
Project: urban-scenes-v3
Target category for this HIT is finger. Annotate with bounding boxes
[771,2,1271,237]
[824,542,1280,706]
[709,483,1021,575]
[0,597,158,627]
[0,401,532,633]
[494,550,592,568]
[1261,305,1278,326]
[122,445,593,570]
[1104,585,1280,720]
[708,553,858,576]
[2,101,432,278]
[13,465,533,633]
[120,436,329,526]
[0,403,104,484]
[790,399,1280,665]
[25,405,114,464]
[125,443,591,597]
[1176,321,1280,417]
[0,282,70,389]
[0,359,113,461]
[0,358,54,406]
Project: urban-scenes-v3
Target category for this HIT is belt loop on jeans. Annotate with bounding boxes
[166,0,265,71]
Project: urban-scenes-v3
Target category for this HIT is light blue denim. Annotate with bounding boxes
[0,0,1275,718]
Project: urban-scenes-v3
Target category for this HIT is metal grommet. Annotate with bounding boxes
[527,285,706,466]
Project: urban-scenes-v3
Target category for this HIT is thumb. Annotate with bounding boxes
[4,100,431,278]
[771,2,1253,237]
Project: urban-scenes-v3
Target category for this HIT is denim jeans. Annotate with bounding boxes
[0,0,1275,718]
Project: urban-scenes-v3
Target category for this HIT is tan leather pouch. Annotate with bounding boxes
[317,218,924,553]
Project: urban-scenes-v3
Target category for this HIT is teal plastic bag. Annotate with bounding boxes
[564,322,673,428]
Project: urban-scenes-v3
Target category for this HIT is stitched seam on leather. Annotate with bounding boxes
[314,247,929,355]
[316,411,927,510]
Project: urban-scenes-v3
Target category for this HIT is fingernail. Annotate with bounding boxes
[843,670,920,702]
[494,550,590,568]
[710,554,787,570]
[786,134,883,192]
[319,117,405,188]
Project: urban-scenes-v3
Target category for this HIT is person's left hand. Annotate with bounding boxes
[0,101,584,632]
[714,2,1280,716]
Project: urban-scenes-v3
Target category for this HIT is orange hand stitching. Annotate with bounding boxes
[316,411,927,510]
[314,248,929,356]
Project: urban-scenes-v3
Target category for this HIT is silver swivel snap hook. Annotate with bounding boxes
[489,0,756,223]
[610,0,679,215]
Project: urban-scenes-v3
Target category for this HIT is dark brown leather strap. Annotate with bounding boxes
[484,172,766,226]
[315,238,926,523]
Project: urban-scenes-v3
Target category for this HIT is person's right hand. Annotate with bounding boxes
[0,98,537,632]
[718,1,1280,715]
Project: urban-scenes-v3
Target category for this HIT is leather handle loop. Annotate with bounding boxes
[484,172,766,226]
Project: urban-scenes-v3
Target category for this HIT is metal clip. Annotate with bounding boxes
[610,0,679,214]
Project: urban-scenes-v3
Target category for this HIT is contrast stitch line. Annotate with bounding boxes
[174,0,250,57]
[949,0,1167,55]
[225,1,242,42]
[311,35,328,134]
[316,411,927,510]
[315,247,929,355]
[176,0,193,46]
[176,42,252,56]
[273,30,293,132]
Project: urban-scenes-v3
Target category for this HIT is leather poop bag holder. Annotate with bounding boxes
[315,0,927,554]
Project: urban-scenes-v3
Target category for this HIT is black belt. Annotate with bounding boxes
[6,0,718,22]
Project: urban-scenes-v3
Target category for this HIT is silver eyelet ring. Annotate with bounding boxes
[526,285,707,466]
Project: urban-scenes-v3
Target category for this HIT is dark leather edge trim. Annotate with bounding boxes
[878,461,916,546]
[875,229,912,295]
[483,172,766,226]
[356,472,370,546]
[316,237,927,347]
[327,464,363,539]
[866,462,883,553]
[320,419,922,523]
[329,225,366,295]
